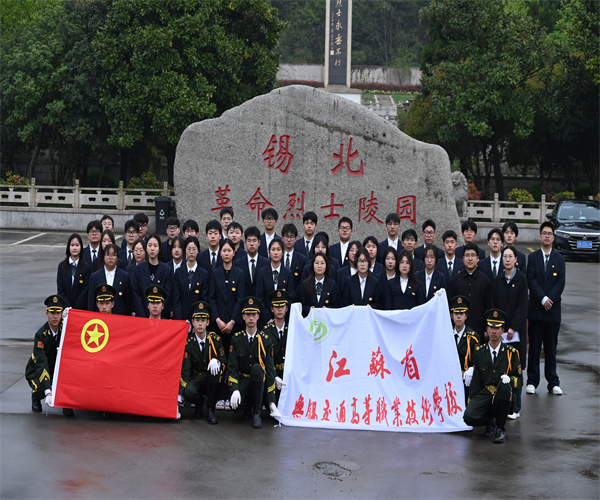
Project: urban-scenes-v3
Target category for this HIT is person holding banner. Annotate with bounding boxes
[297,252,341,317]
[179,301,226,424]
[382,250,425,310]
[449,295,479,404]
[342,247,381,308]
[463,309,523,444]
[415,244,447,302]
[228,297,278,429]
[262,289,290,402]
[25,295,74,416]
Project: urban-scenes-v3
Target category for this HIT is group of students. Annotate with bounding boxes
[31,206,565,440]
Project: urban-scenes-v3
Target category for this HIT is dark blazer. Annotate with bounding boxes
[160,240,172,263]
[167,260,185,276]
[447,269,491,337]
[235,253,269,297]
[130,261,173,318]
[436,256,465,283]
[412,257,424,273]
[335,266,353,296]
[330,242,351,267]
[234,247,248,263]
[125,262,139,275]
[87,267,132,316]
[198,248,222,278]
[478,256,505,283]
[119,247,135,268]
[83,245,100,268]
[377,239,403,264]
[209,265,245,325]
[294,237,314,257]
[56,260,90,309]
[283,250,307,293]
[255,265,294,326]
[415,269,447,302]
[502,247,527,274]
[382,278,426,310]
[414,244,445,262]
[172,264,209,321]
[370,261,385,279]
[526,249,566,323]
[342,273,381,308]
[456,245,486,261]
[258,233,279,258]
[297,277,341,317]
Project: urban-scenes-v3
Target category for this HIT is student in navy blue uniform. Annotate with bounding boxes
[88,243,132,316]
[363,236,385,278]
[342,248,381,308]
[119,220,140,268]
[415,219,445,261]
[256,238,293,327]
[416,244,447,302]
[502,222,527,272]
[335,240,361,295]
[227,221,247,262]
[57,233,90,310]
[297,252,341,317]
[219,207,234,239]
[161,217,181,263]
[101,215,114,232]
[401,229,424,272]
[131,234,173,318]
[281,223,307,294]
[301,234,341,281]
[208,238,246,354]
[293,211,318,257]
[198,220,223,277]
[168,235,185,275]
[330,217,354,267]
[525,222,566,396]
[83,220,102,268]
[173,236,209,322]
[235,226,269,298]
[121,213,149,248]
[479,229,505,283]
[437,230,466,283]
[98,229,125,271]
[456,220,486,260]
[383,250,425,310]
[126,238,146,274]
[182,219,200,239]
[377,213,403,263]
[258,208,279,259]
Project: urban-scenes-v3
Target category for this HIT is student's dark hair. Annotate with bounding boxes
[502,221,519,237]
[97,230,117,269]
[182,219,199,233]
[423,244,440,264]
[170,235,185,260]
[244,226,261,240]
[315,231,330,243]
[382,247,398,269]
[354,247,372,270]
[62,233,85,274]
[402,229,418,241]
[205,219,222,233]
[362,235,379,248]
[397,249,419,286]
[422,219,436,232]
[132,238,147,261]
[461,220,478,233]
[125,219,140,233]
[540,221,554,234]
[147,234,162,259]
[338,217,353,229]
[281,223,298,237]
[385,212,401,224]
[463,242,480,256]
[303,211,318,224]
[442,230,458,242]
[261,207,278,221]
[219,237,236,252]
[227,221,243,234]
[487,228,504,243]
[102,243,121,264]
[220,207,234,218]
[101,215,114,225]
[309,234,331,259]
[503,244,518,259]
[134,212,149,224]
[347,240,362,268]
[304,251,332,296]
[166,217,180,228]
[87,220,101,232]
[268,237,284,253]
[101,229,116,245]
[184,236,200,253]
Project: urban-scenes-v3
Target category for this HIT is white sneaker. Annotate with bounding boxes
[507,412,520,420]
[552,386,563,395]
[526,384,536,394]
[216,400,225,410]
[225,400,231,410]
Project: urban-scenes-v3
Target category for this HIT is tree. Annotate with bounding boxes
[94,0,286,186]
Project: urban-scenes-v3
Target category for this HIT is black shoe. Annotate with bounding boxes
[63,408,74,417]
[252,411,263,429]
[493,428,505,443]
[32,396,42,413]
[102,412,112,420]
[207,409,218,425]
[194,405,204,418]
[484,421,496,437]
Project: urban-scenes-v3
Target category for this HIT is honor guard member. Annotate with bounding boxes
[262,290,290,401]
[228,297,279,428]
[25,295,74,416]
[179,302,226,424]
[146,285,167,320]
[463,309,523,444]
[95,284,116,314]
[449,295,480,404]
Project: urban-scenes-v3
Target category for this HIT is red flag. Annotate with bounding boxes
[52,309,188,419]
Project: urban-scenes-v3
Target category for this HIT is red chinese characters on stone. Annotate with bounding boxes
[391,397,403,427]
[211,185,232,212]
[376,397,389,426]
[306,399,318,420]
[397,195,416,225]
[444,382,463,417]
[336,400,346,423]
[321,193,344,219]
[322,399,332,421]
[367,346,391,379]
[421,396,433,426]
[362,394,373,425]
[292,393,305,418]
[405,399,419,426]
[246,187,273,221]
[283,191,305,220]
[433,386,445,423]
[351,397,360,424]
[332,137,364,177]
[262,134,294,174]
[401,344,420,380]
[358,191,383,225]
[326,350,351,382]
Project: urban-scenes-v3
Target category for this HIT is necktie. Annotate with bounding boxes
[285,253,291,269]
[306,240,310,254]
[273,269,279,287]
[92,249,97,263]
[448,260,452,276]
[492,351,497,366]
[251,258,256,282]
[279,330,283,340]
[71,264,77,277]
[128,250,133,265]
[249,335,253,346]
[360,278,366,299]
[188,270,194,283]
[454,333,459,345]
[199,340,204,352]
[492,261,497,278]
[316,282,323,295]
[211,252,216,269]
[544,253,549,271]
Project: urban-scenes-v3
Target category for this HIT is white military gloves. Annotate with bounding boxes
[463,367,474,387]
[230,390,241,410]
[269,402,281,417]
[62,307,72,319]
[501,374,511,384]
[275,376,286,391]
[208,358,220,376]
[44,393,54,407]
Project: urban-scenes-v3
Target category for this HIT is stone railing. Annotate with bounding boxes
[0,179,174,212]
[466,194,555,223]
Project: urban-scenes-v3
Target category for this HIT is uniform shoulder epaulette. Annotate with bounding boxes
[475,345,481,350]
[235,331,243,337]
[506,344,518,353]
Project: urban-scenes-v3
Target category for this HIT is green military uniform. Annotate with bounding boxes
[262,322,287,379]
[450,295,480,404]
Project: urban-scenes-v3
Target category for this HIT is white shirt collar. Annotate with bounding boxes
[490,343,501,356]
[315,277,324,285]
[446,255,455,264]
[69,257,79,266]
[285,249,294,259]
[195,333,206,344]
[105,266,116,276]
[248,254,258,264]
[187,262,197,273]
[350,267,358,275]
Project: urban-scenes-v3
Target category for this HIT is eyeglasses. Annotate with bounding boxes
[186,247,199,253]
[339,226,352,231]
[386,222,400,227]
[88,230,100,235]
[357,259,369,264]
[139,223,148,228]
[167,226,179,231]
[423,231,435,236]
[489,238,502,242]
[264,217,275,222]
[126,231,138,236]
[283,234,296,239]
[105,254,117,259]
[133,249,145,253]
[541,232,554,236]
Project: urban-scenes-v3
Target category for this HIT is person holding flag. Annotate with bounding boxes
[94,284,116,315]
[262,290,290,403]
[146,285,167,320]
[25,295,74,416]
[179,301,226,424]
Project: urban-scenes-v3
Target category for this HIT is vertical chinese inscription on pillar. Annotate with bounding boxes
[327,0,348,86]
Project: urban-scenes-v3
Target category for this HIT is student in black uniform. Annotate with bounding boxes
[57,233,90,310]
[363,236,385,278]
[182,219,200,238]
[415,219,445,261]
[280,223,306,294]
[198,220,223,277]
[101,215,114,232]
[415,245,447,302]
[479,229,505,283]
[456,220,486,260]
[301,234,340,281]
[330,217,354,267]
[294,211,318,257]
[342,247,381,308]
[173,236,209,322]
[335,240,362,295]
[88,243,132,316]
[401,229,424,272]
[297,252,341,317]
[98,229,120,271]
[437,230,465,283]
[383,250,425,310]
[377,213,403,263]
[235,226,269,298]
[227,221,246,260]
[168,235,185,274]
[219,207,234,239]
[161,217,181,263]
[502,222,527,272]
[381,247,398,281]
[126,238,146,274]
[119,220,140,267]
[83,220,102,268]
[256,238,293,327]
[258,208,279,258]
[120,213,147,248]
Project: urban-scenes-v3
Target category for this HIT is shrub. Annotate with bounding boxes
[0,171,30,186]
[573,184,591,199]
[552,191,576,202]
[594,193,599,202]
[128,171,161,190]
[468,182,482,200]
[507,188,535,203]
[84,170,120,188]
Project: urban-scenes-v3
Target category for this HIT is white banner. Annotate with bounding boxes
[278,290,471,432]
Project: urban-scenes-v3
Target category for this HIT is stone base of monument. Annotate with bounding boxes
[318,85,362,104]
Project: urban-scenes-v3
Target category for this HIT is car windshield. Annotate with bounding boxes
[557,202,600,222]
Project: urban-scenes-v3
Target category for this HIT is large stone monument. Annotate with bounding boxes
[174,85,460,244]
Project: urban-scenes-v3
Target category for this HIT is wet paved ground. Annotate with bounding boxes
[1,230,598,499]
